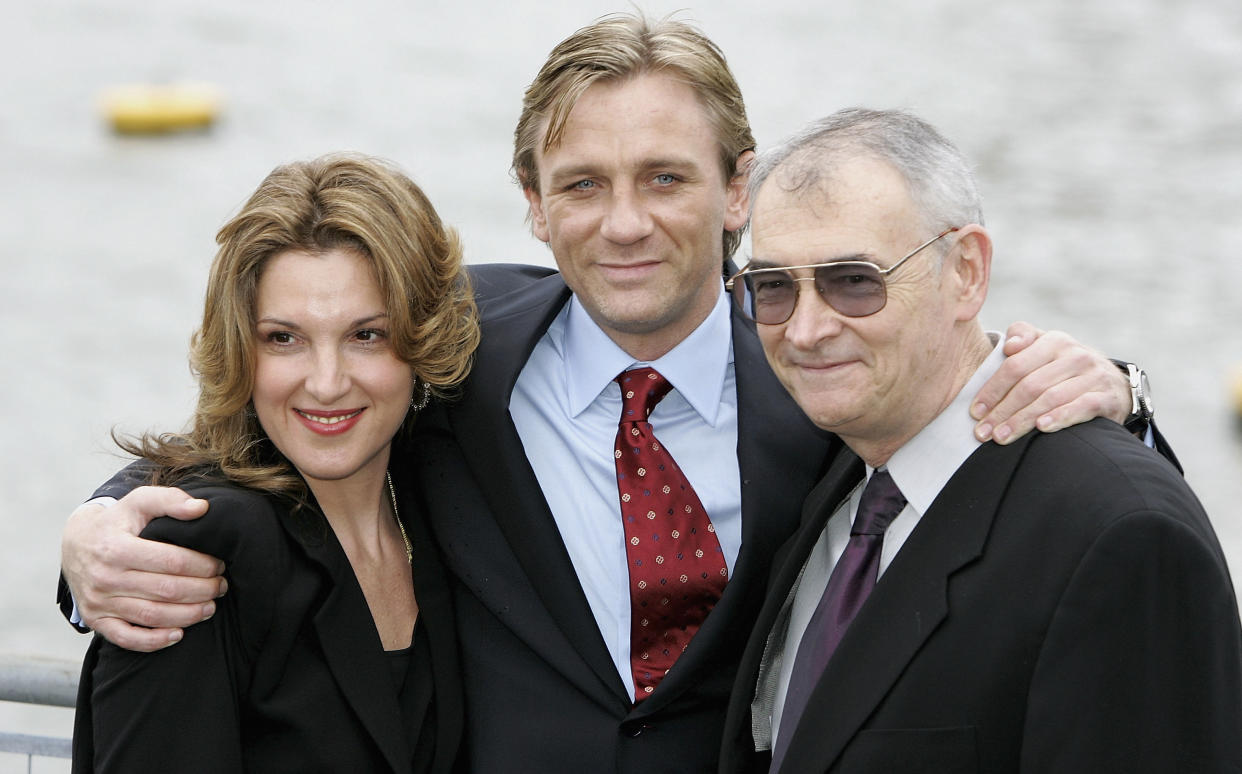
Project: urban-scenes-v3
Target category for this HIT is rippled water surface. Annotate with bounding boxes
[3,0,1240,766]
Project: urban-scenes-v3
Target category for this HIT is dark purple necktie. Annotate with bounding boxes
[770,469,907,771]
[614,367,727,702]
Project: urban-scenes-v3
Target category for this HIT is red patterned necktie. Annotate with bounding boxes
[614,367,728,702]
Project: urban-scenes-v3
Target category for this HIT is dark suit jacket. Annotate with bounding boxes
[721,419,1242,773]
[403,264,839,773]
[73,477,463,774]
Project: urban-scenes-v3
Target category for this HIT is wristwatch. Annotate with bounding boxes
[1119,361,1154,433]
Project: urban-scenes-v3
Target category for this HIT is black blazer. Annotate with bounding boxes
[403,264,840,773]
[73,478,463,774]
[721,419,1242,773]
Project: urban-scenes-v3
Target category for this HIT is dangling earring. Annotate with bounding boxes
[410,379,432,412]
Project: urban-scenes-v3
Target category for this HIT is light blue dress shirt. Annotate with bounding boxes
[509,289,742,698]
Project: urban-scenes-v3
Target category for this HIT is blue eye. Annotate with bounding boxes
[654,173,676,185]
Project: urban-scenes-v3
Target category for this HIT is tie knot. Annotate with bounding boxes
[616,367,673,423]
[853,470,906,536]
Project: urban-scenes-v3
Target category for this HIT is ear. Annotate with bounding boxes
[949,225,992,322]
[523,184,550,243]
[723,150,755,232]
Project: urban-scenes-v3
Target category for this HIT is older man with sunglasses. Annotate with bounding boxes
[720,108,1241,773]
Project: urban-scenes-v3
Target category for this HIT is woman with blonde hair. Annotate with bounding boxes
[72,153,478,773]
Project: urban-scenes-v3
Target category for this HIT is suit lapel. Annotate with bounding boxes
[785,436,1036,771]
[634,310,838,717]
[280,517,411,774]
[720,448,863,767]
[442,273,631,709]
[398,487,463,773]
[761,449,868,668]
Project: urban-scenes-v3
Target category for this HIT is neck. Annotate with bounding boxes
[303,461,394,559]
[846,323,993,468]
[607,326,696,363]
[589,281,721,363]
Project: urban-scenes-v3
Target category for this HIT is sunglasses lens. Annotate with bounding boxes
[814,263,886,317]
[737,271,797,325]
[731,262,890,323]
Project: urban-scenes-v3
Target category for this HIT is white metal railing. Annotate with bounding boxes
[0,654,78,770]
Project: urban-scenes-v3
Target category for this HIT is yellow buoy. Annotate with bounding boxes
[1231,366,1242,424]
[100,82,223,134]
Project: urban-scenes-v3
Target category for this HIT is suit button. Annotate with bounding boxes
[624,723,653,738]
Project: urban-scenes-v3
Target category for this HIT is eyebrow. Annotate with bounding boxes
[745,254,876,270]
[639,157,701,174]
[544,164,598,184]
[255,312,389,329]
[544,156,703,185]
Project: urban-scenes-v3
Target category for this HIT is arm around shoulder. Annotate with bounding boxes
[73,486,286,773]
[59,477,221,648]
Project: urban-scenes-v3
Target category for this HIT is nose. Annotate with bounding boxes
[599,186,653,245]
[781,279,843,349]
[305,346,351,404]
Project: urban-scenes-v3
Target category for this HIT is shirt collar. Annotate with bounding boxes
[878,332,1005,514]
[559,287,734,425]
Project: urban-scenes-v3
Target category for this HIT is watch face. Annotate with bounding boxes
[1139,370,1153,415]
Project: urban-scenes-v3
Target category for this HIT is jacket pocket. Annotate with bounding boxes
[836,726,978,773]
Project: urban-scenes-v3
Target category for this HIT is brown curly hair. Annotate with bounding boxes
[119,153,479,497]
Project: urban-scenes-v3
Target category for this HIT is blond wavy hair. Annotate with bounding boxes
[120,153,479,496]
[512,12,756,263]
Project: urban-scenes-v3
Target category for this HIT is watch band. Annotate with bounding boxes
[1111,359,1154,433]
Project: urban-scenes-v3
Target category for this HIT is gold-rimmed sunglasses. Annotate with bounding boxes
[725,228,960,325]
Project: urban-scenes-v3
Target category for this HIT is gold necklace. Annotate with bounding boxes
[386,471,413,564]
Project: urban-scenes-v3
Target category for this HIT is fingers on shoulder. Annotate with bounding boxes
[92,617,184,653]
[141,486,280,544]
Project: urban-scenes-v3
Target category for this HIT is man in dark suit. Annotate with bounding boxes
[60,17,1158,773]
[720,108,1242,773]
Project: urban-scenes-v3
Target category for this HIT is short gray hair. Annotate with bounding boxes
[750,108,984,234]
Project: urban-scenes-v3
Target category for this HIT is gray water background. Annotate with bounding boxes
[3,0,1241,767]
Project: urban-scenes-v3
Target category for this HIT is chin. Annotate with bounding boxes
[597,302,679,335]
[793,392,865,430]
[809,412,863,435]
[293,466,355,484]
[287,454,369,484]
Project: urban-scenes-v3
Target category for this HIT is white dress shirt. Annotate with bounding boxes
[509,289,742,697]
[767,334,1006,747]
